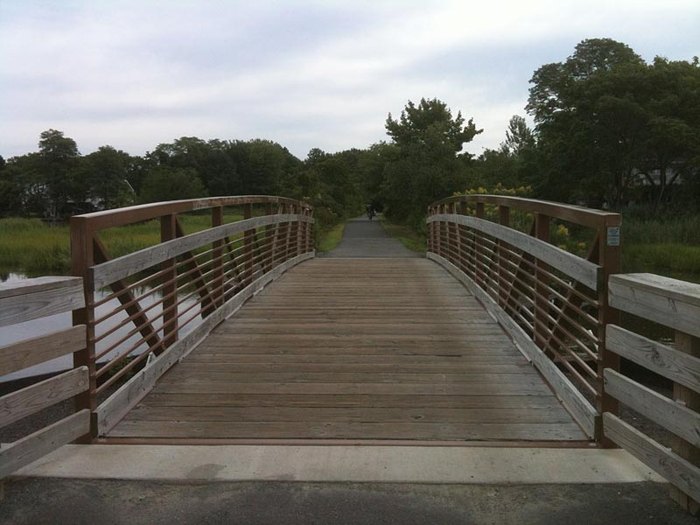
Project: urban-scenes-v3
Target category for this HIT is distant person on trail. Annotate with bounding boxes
[366,204,375,221]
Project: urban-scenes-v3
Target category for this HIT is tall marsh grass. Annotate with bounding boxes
[622,215,700,282]
[0,213,243,278]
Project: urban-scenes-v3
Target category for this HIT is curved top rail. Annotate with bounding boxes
[430,195,619,229]
[71,195,312,232]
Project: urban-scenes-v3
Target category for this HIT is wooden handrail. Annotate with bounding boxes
[604,273,700,514]
[427,195,622,441]
[71,195,312,232]
[430,195,620,229]
[0,277,91,478]
[69,196,315,439]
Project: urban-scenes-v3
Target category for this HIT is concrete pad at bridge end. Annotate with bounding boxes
[15,445,664,484]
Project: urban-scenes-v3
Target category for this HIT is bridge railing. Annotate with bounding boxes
[70,196,314,438]
[427,195,621,440]
[0,276,90,477]
[603,274,700,512]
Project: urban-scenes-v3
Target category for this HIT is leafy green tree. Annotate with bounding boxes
[77,146,136,209]
[383,98,481,226]
[526,39,700,209]
[0,154,23,216]
[36,129,84,219]
[139,167,207,203]
[503,116,535,157]
[356,142,399,211]
[150,137,238,196]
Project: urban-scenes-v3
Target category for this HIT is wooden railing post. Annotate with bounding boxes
[498,205,511,307]
[670,331,700,513]
[534,213,550,348]
[243,203,254,286]
[443,203,451,262]
[452,202,461,269]
[212,206,224,306]
[597,215,622,443]
[70,216,97,441]
[474,202,485,287]
[295,204,302,258]
[427,206,435,253]
[303,205,313,254]
[161,213,178,348]
[458,202,468,271]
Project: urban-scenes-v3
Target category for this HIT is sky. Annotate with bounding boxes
[1,0,698,161]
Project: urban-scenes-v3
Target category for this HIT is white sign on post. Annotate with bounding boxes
[607,227,620,247]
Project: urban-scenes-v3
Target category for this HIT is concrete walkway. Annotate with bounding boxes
[1,478,694,524]
[319,215,419,258]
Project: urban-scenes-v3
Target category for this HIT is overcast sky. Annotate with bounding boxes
[1,0,698,160]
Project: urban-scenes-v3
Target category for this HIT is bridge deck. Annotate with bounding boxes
[107,258,587,443]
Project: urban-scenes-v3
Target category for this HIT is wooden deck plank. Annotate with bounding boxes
[107,258,588,442]
[139,393,564,409]
[124,406,577,424]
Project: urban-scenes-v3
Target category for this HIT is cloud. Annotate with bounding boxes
[1,0,698,159]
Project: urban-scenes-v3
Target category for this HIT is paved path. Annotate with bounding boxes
[319,216,419,258]
[2,478,694,525]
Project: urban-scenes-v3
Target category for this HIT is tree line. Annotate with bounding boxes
[1,38,698,231]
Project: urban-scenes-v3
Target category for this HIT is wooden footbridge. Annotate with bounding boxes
[1,195,699,511]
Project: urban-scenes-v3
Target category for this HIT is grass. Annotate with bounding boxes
[0,214,242,278]
[622,243,700,282]
[622,214,700,283]
[379,218,426,253]
[316,222,346,252]
[2,211,698,282]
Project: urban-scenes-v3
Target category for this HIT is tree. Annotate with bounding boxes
[77,146,136,209]
[503,116,535,156]
[139,167,207,203]
[526,39,700,209]
[383,98,481,226]
[150,137,238,196]
[36,129,82,219]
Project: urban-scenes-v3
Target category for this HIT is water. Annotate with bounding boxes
[0,273,200,383]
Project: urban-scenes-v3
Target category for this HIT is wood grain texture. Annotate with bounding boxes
[0,277,84,327]
[0,367,88,428]
[108,258,588,442]
[0,325,85,376]
[603,412,700,502]
[428,214,601,290]
[92,214,312,289]
[604,369,700,447]
[609,273,700,339]
[95,251,313,435]
[606,324,700,392]
[0,409,90,478]
[428,252,597,438]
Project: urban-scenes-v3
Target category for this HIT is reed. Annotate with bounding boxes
[0,214,242,277]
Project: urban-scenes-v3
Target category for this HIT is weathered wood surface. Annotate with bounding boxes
[95,252,313,435]
[0,276,84,327]
[0,325,85,376]
[607,324,700,392]
[427,214,601,290]
[0,367,88,428]
[92,214,312,289]
[609,273,700,339]
[604,412,700,503]
[108,258,587,442]
[604,369,700,447]
[428,252,597,438]
[0,409,90,479]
